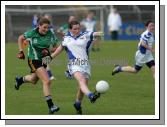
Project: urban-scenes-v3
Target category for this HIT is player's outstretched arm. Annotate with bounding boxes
[93,31,104,37]
[51,45,64,59]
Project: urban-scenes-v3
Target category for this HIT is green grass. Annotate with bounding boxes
[5,41,155,115]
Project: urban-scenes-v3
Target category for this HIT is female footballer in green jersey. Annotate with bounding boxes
[15,17,59,114]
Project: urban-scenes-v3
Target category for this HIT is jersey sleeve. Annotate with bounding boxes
[140,32,152,44]
[23,29,34,39]
[86,31,94,41]
[84,31,94,50]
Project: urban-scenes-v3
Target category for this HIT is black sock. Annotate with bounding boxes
[18,77,25,85]
[20,77,24,82]
[45,95,54,108]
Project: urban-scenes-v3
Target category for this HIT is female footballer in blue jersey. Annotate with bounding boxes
[112,20,155,79]
[51,21,103,114]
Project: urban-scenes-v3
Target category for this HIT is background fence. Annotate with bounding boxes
[5,5,155,42]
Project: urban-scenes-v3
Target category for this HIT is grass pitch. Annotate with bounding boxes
[5,41,155,115]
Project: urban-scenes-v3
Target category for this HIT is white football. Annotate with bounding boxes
[95,80,110,93]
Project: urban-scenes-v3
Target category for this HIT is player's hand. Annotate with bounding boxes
[17,51,25,60]
[98,32,104,37]
[42,48,52,57]
[42,55,52,65]
[42,48,53,59]
[42,48,52,65]
[150,48,155,53]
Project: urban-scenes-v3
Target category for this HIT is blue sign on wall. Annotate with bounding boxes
[104,23,145,40]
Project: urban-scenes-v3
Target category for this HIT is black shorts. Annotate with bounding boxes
[28,59,47,73]
[134,60,155,72]
[146,60,155,68]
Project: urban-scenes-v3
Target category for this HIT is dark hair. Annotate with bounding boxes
[68,21,80,29]
[37,16,42,24]
[145,20,153,27]
[38,17,50,26]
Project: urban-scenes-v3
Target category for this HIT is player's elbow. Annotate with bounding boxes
[18,34,25,42]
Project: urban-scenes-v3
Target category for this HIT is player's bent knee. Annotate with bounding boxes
[151,66,155,73]
[133,69,139,73]
[30,76,38,84]
[151,65,155,70]
[31,76,38,84]
[134,65,142,73]
[31,79,38,84]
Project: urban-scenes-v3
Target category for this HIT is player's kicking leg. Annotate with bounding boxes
[73,72,100,114]
[73,82,100,115]
[73,88,84,115]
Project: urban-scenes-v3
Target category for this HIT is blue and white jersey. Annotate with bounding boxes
[62,31,94,61]
[81,19,96,32]
[138,30,154,54]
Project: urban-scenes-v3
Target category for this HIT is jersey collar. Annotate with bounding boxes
[67,31,86,40]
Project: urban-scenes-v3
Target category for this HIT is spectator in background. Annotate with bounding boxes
[107,8,122,40]
[44,14,55,34]
[57,15,76,38]
[32,14,39,28]
[81,11,100,51]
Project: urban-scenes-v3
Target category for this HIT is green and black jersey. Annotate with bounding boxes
[24,28,58,61]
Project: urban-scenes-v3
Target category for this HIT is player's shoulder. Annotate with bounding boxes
[142,30,152,36]
[82,30,89,34]
[64,31,70,37]
[63,32,72,41]
[141,30,152,38]
[46,29,55,36]
[24,28,37,37]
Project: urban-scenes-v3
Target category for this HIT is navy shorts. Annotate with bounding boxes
[135,60,155,72]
